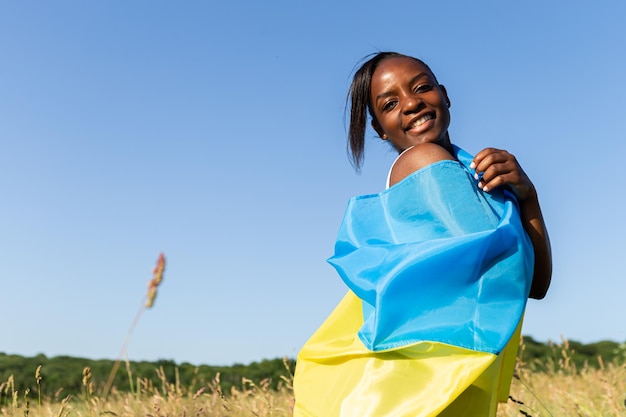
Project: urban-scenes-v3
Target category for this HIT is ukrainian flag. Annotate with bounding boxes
[293,147,534,417]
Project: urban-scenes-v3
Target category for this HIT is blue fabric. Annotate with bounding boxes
[327,146,534,354]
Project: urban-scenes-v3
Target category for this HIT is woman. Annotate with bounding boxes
[293,52,552,417]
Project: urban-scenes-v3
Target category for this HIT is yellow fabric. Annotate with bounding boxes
[293,291,522,417]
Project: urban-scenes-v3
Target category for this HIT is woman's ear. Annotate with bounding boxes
[440,84,451,108]
[371,119,387,140]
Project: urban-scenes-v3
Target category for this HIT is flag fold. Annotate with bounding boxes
[294,147,534,417]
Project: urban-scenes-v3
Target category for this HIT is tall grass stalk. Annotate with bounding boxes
[101,253,166,399]
[35,365,42,410]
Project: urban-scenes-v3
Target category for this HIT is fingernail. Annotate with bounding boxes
[478,181,483,189]
[474,173,479,180]
[470,161,476,169]
[483,186,489,192]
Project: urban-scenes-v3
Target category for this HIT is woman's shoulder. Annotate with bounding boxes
[387,143,456,188]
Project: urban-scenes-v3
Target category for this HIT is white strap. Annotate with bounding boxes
[385,146,414,189]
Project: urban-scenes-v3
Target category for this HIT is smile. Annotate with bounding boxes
[409,113,434,129]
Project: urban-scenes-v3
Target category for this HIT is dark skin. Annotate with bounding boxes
[369,57,552,299]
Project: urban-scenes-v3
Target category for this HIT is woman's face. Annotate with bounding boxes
[370,57,451,153]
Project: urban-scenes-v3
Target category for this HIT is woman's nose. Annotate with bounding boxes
[402,95,422,113]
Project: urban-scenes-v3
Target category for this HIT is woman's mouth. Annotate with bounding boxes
[407,113,435,132]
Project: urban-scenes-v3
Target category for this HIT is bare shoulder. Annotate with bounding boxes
[389,143,455,186]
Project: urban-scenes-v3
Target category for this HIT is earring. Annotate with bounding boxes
[382,134,387,139]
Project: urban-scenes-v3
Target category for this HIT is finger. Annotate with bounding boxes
[479,160,517,183]
[472,147,501,162]
[471,152,511,179]
[474,151,513,174]
[478,172,512,193]
[479,166,533,198]
[472,157,514,187]
[470,147,503,169]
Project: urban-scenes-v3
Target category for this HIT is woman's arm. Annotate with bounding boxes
[471,148,552,299]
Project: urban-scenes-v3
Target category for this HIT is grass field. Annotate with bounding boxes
[1,341,624,417]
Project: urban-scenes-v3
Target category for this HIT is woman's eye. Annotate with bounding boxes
[415,84,433,93]
[382,101,397,111]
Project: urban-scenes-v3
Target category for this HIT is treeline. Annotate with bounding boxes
[0,353,295,399]
[1,337,624,399]
[520,336,625,372]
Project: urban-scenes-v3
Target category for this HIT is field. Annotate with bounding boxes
[1,342,624,417]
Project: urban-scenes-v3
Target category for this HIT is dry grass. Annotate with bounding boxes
[1,346,624,417]
[498,340,626,416]
[0,367,295,417]
[499,361,625,416]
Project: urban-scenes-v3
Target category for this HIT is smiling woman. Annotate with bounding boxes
[292,52,552,417]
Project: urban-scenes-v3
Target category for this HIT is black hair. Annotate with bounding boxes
[346,52,437,170]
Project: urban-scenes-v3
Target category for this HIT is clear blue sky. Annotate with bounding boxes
[1,1,624,366]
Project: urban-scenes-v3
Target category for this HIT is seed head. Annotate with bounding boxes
[35,365,42,384]
[146,253,166,308]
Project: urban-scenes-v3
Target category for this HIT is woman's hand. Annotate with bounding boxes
[470,147,535,201]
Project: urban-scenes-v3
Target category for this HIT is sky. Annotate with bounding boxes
[1,1,625,367]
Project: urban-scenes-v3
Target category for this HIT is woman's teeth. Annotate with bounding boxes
[411,114,433,128]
